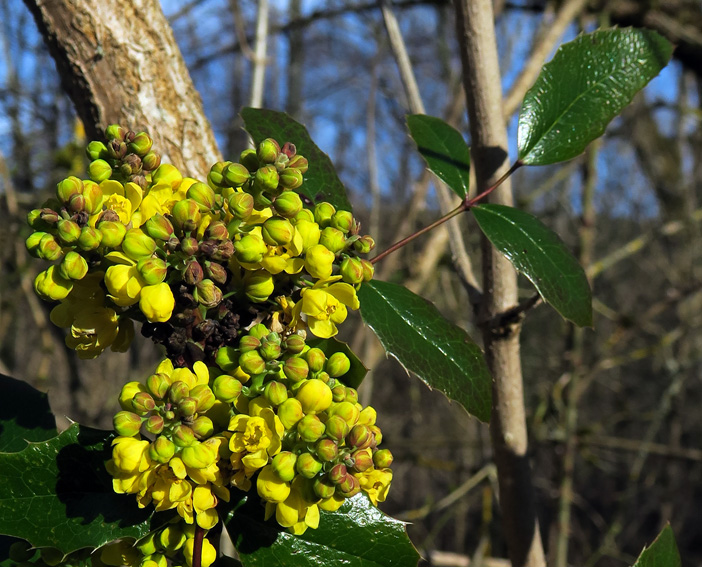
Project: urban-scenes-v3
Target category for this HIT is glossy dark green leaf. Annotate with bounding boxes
[406,114,470,199]
[472,204,592,327]
[632,525,680,567]
[306,337,368,389]
[0,424,158,554]
[241,108,352,211]
[518,28,673,165]
[358,280,492,422]
[0,374,56,452]
[224,492,419,567]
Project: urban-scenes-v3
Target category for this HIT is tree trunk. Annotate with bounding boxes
[22,0,222,178]
[454,2,547,566]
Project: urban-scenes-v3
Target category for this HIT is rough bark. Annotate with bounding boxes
[23,0,222,178]
[454,2,546,567]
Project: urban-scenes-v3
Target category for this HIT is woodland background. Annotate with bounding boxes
[1,0,702,566]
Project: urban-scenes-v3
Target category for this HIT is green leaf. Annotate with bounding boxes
[0,424,158,554]
[0,374,57,452]
[358,280,492,422]
[632,525,680,567]
[306,337,368,389]
[224,492,419,567]
[472,204,592,327]
[518,28,673,165]
[407,114,470,199]
[241,108,352,211]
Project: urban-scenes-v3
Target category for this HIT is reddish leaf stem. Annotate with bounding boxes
[371,160,522,265]
[193,525,205,567]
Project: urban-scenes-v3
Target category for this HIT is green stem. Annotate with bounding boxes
[371,160,521,265]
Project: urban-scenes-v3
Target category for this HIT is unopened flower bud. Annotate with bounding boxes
[181,441,216,469]
[354,235,376,255]
[262,217,294,246]
[316,439,339,462]
[179,236,198,257]
[271,451,297,482]
[179,398,198,419]
[264,381,288,406]
[105,124,127,141]
[239,350,266,375]
[113,411,143,437]
[329,209,353,233]
[205,221,228,242]
[128,132,153,156]
[207,161,230,187]
[59,251,89,280]
[304,348,326,372]
[159,524,186,552]
[257,138,281,164]
[137,257,167,285]
[240,149,260,172]
[283,334,306,354]
[332,385,346,403]
[38,233,63,262]
[320,227,346,254]
[169,380,190,404]
[277,398,304,429]
[214,346,238,372]
[234,233,267,264]
[190,384,216,413]
[191,415,215,439]
[81,180,103,214]
[89,159,112,183]
[132,392,156,414]
[67,192,86,213]
[373,448,393,468]
[152,163,183,189]
[273,191,303,217]
[304,244,335,279]
[187,182,216,212]
[142,151,161,171]
[337,473,360,497]
[123,229,157,260]
[56,176,83,204]
[340,256,364,284]
[329,401,360,427]
[171,199,201,234]
[296,452,323,479]
[347,424,373,450]
[212,374,242,402]
[204,261,228,284]
[314,202,336,227]
[148,436,175,464]
[146,373,171,399]
[244,270,274,303]
[351,448,373,472]
[227,192,254,220]
[56,219,81,244]
[317,371,330,384]
[287,155,309,173]
[25,231,46,257]
[194,279,222,308]
[172,424,197,447]
[325,415,350,441]
[358,406,377,427]
[144,214,174,241]
[107,139,127,160]
[329,463,347,485]
[98,221,127,248]
[370,425,383,446]
[34,266,73,300]
[279,168,303,190]
[298,414,325,442]
[260,340,281,361]
[223,162,251,187]
[296,379,333,414]
[353,262,370,286]
[86,140,108,161]
[283,357,309,383]
[313,477,336,499]
[344,387,358,404]
[255,164,280,193]
[183,260,204,286]
[144,415,165,435]
[78,225,102,250]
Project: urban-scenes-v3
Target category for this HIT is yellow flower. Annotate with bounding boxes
[355,468,393,505]
[292,277,360,338]
[256,464,291,504]
[228,407,284,476]
[193,484,219,529]
[105,264,144,306]
[184,536,216,567]
[111,437,151,474]
[100,539,141,567]
[266,476,320,534]
[139,283,175,322]
[304,244,335,279]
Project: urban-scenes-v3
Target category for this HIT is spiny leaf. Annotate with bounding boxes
[472,204,592,327]
[358,280,492,422]
[518,28,673,165]
[632,525,680,567]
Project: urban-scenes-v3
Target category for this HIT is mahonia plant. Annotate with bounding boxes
[25,126,391,567]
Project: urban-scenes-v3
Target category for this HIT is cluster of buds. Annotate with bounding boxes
[26,126,392,557]
[108,324,393,538]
